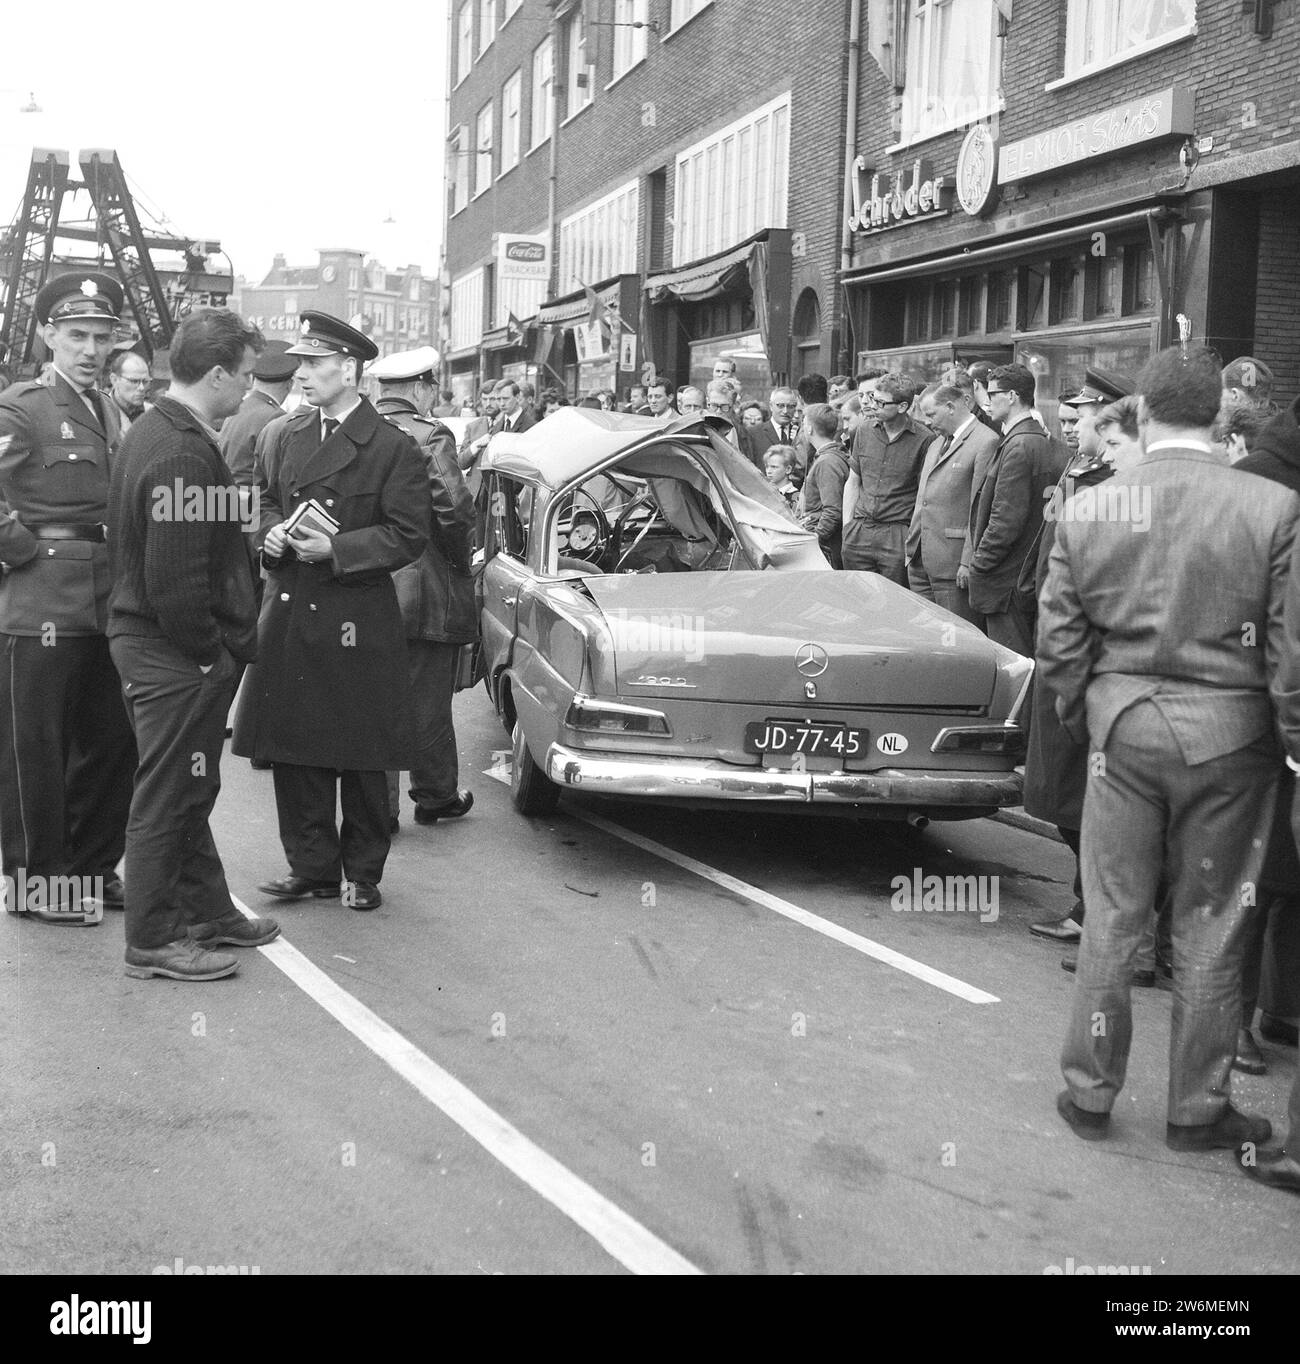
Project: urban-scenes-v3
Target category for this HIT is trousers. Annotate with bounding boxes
[110,636,240,949]
[272,764,390,885]
[1061,699,1278,1126]
[387,639,460,816]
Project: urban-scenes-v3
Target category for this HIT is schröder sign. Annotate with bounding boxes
[846,157,950,234]
[998,86,1194,185]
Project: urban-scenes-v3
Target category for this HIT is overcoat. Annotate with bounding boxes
[231,398,431,769]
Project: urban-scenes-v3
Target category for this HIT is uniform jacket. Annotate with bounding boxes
[230,398,432,770]
[967,414,1066,615]
[107,396,258,664]
[1237,393,1300,496]
[219,388,285,486]
[1040,445,1300,758]
[0,371,121,635]
[375,397,476,644]
[905,418,998,581]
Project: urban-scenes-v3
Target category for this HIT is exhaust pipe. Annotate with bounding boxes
[906,811,930,831]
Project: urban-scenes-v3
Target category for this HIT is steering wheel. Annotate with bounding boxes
[611,489,665,572]
[553,488,610,562]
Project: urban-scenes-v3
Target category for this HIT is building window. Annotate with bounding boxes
[477,0,496,55]
[669,0,711,29]
[565,9,592,118]
[456,2,473,83]
[503,0,521,19]
[900,0,1003,146]
[559,180,640,294]
[612,0,649,79]
[530,37,554,149]
[673,94,789,266]
[475,101,493,197]
[1064,0,1196,79]
[410,279,421,303]
[450,268,486,352]
[500,70,522,173]
[348,267,359,292]
[450,125,470,214]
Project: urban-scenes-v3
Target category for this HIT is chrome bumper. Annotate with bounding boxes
[544,744,1022,807]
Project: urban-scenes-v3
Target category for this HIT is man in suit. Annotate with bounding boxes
[645,380,676,418]
[108,308,278,981]
[371,346,476,831]
[907,381,998,624]
[1040,345,1298,1153]
[749,387,801,463]
[840,372,930,585]
[218,344,297,488]
[0,272,137,922]
[704,379,761,466]
[967,363,1067,655]
[491,379,537,436]
[232,313,431,913]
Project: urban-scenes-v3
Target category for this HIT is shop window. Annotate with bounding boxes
[1049,256,1084,325]
[1083,248,1121,319]
[1064,0,1196,80]
[905,284,933,344]
[958,276,983,336]
[987,269,1015,333]
[937,279,959,337]
[1122,240,1157,314]
[1019,262,1048,332]
[900,0,1003,146]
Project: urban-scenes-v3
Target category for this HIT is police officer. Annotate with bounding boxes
[0,272,137,921]
[369,346,476,831]
[231,313,431,911]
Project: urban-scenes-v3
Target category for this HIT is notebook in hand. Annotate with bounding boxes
[284,498,341,539]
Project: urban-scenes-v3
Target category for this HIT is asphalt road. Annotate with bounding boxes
[4,686,1298,1277]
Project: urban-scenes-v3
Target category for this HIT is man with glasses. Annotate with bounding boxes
[108,350,152,437]
[966,363,1066,655]
[704,379,760,466]
[839,372,929,585]
[749,387,800,462]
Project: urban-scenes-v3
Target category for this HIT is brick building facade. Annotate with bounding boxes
[842,0,1300,415]
[442,0,851,406]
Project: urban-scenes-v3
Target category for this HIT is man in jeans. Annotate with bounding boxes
[840,372,930,585]
[107,310,279,980]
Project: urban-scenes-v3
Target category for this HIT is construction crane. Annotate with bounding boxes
[0,146,231,372]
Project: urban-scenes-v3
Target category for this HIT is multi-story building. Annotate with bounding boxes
[442,0,851,406]
[233,249,440,353]
[843,0,1300,412]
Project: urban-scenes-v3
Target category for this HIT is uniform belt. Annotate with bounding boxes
[30,524,106,542]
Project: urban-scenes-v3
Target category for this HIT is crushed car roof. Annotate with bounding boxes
[481,407,713,487]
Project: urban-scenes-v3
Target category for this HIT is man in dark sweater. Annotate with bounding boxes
[107,310,279,981]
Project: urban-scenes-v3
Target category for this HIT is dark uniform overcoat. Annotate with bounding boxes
[231,398,431,770]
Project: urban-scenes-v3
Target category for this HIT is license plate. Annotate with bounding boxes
[744,720,867,758]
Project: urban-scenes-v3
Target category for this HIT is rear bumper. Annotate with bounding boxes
[544,744,1022,808]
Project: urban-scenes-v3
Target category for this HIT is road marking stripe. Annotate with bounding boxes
[231,896,701,1276]
[570,810,1001,1005]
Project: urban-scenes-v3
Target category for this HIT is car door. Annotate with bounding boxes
[478,473,538,701]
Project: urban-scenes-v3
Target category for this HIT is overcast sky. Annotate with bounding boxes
[0,0,450,286]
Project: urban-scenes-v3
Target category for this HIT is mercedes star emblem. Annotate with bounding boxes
[795,643,829,678]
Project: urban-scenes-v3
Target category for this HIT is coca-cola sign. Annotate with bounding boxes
[505,241,546,262]
[495,232,549,282]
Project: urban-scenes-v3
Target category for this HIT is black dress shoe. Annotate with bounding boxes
[1260,1014,1299,1047]
[344,881,382,911]
[389,816,400,835]
[413,790,474,824]
[257,874,340,901]
[1233,1027,1267,1075]
[1030,914,1083,941]
[250,758,273,771]
[1241,1147,1300,1193]
[1166,1105,1271,1152]
[1057,1090,1110,1141]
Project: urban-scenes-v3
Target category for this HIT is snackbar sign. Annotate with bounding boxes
[846,157,951,234]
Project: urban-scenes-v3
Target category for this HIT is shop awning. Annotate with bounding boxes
[536,279,622,327]
[644,237,762,304]
[481,320,532,351]
[841,208,1169,287]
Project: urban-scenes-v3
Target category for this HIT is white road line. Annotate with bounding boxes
[570,809,1001,1006]
[231,896,701,1276]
